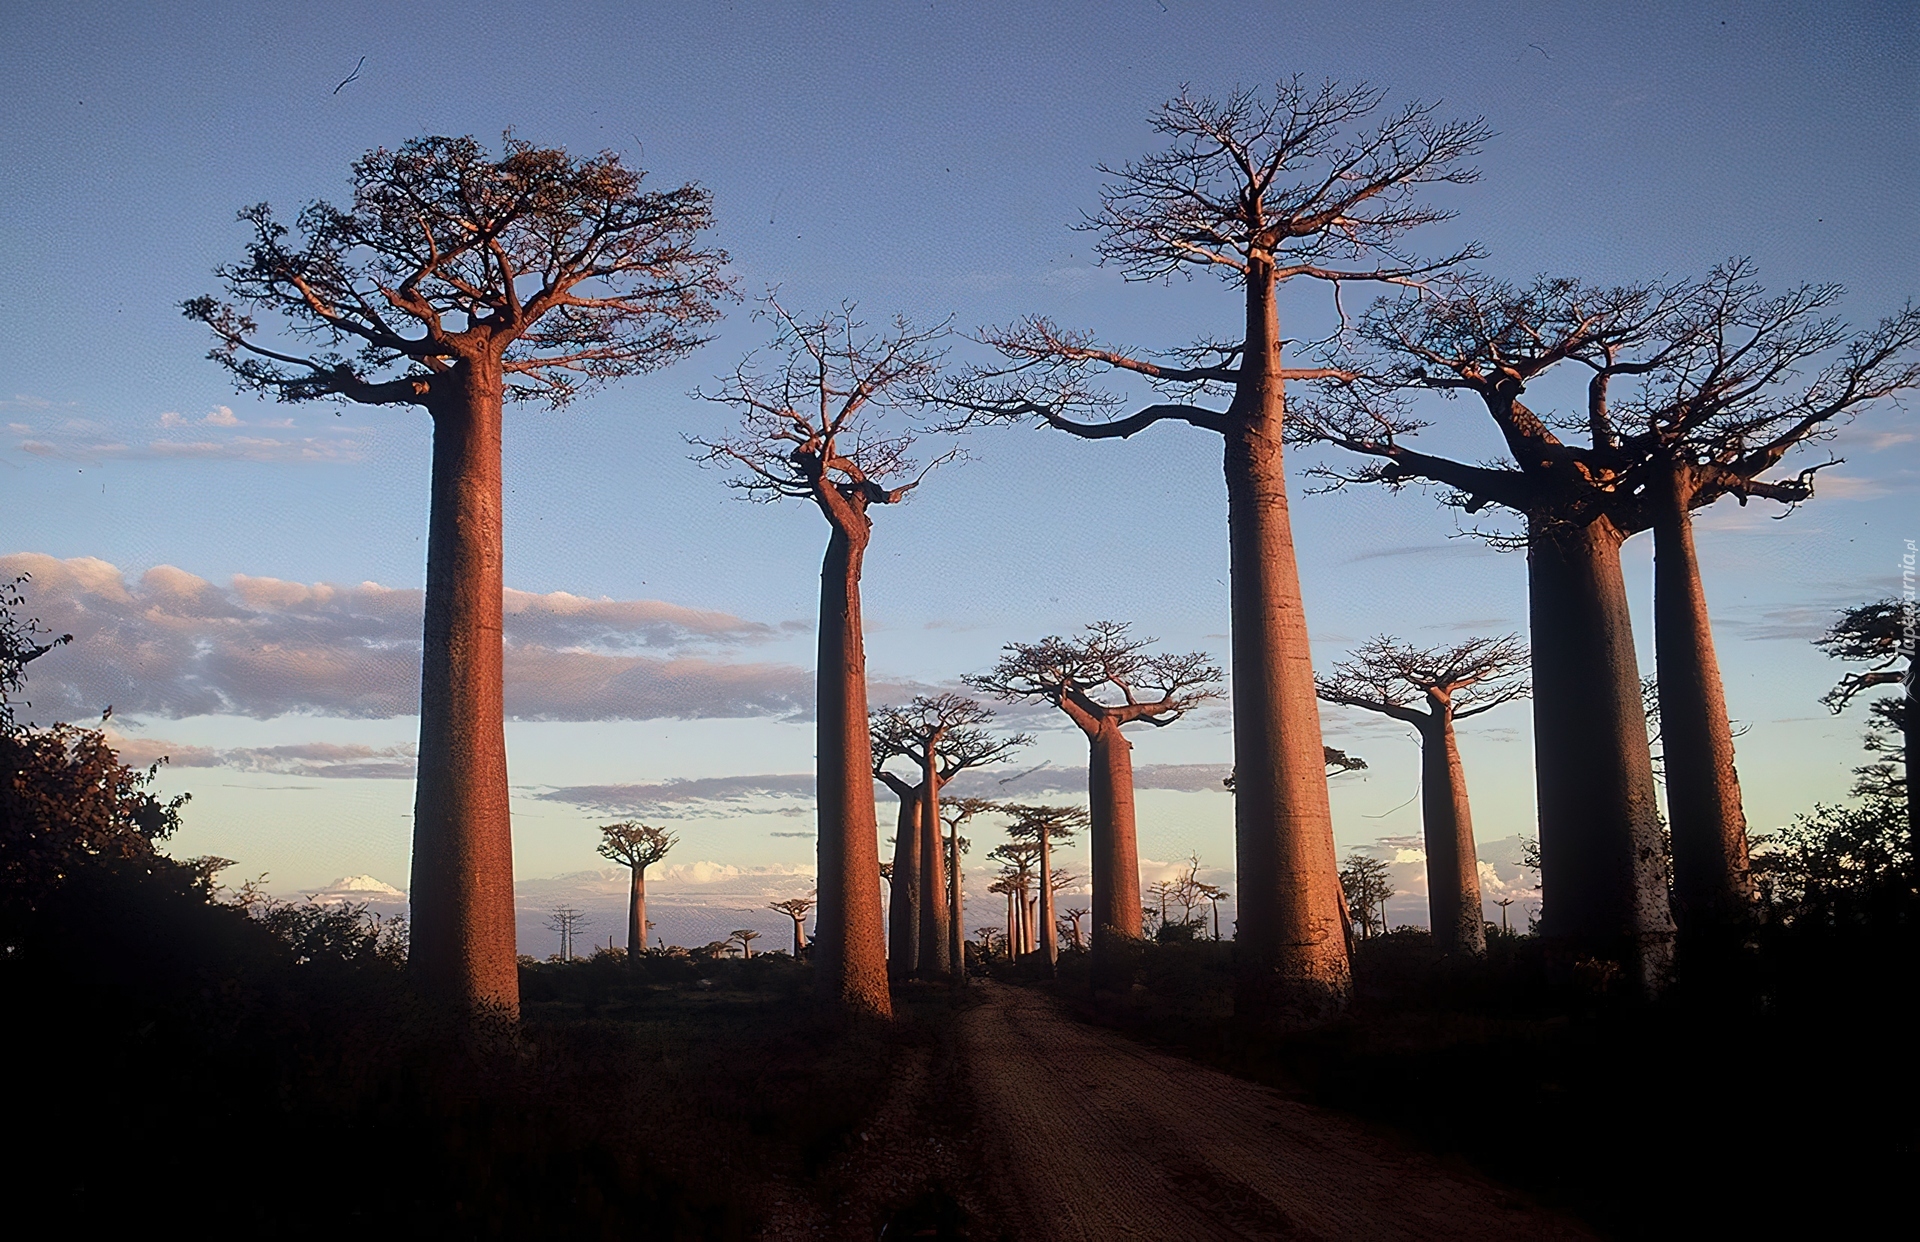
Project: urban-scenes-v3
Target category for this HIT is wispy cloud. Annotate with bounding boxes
[3,553,814,723]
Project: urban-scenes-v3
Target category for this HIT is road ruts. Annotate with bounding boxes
[959,981,1590,1241]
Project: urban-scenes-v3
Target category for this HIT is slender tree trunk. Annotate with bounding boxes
[1005,890,1017,962]
[813,525,893,1017]
[1528,513,1674,993]
[917,753,951,978]
[1039,833,1059,974]
[886,786,921,981]
[791,915,807,959]
[1023,896,1037,955]
[1651,463,1756,940]
[948,826,966,983]
[628,865,645,959]
[1418,712,1485,955]
[1087,719,1144,986]
[410,359,518,1016]
[1226,261,1349,1024]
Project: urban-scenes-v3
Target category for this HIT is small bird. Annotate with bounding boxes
[100,705,113,722]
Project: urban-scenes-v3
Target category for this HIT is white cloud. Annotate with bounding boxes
[204,406,240,426]
[3,553,815,723]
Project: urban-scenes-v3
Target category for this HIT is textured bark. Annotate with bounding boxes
[917,751,952,978]
[1039,831,1059,974]
[409,361,518,1015]
[813,526,893,1017]
[1087,722,1144,979]
[1227,261,1350,1023]
[1529,514,1674,992]
[885,781,922,981]
[948,823,966,983]
[1651,463,1756,937]
[627,866,646,958]
[1418,712,1485,955]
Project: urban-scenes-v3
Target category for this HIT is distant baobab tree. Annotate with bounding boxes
[974,926,1004,961]
[185,135,729,1015]
[941,796,998,984]
[1820,599,1916,853]
[1002,804,1086,975]
[872,696,1027,980]
[1623,266,1919,937]
[969,621,1217,984]
[729,928,761,960]
[694,303,957,1018]
[1337,854,1393,940]
[989,843,1040,959]
[1061,907,1089,950]
[942,81,1488,1024]
[597,821,678,961]
[546,906,592,962]
[1317,635,1528,955]
[768,896,815,958]
[1493,896,1517,935]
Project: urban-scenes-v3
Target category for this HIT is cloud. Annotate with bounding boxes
[111,734,418,780]
[204,406,241,427]
[538,773,818,817]
[3,553,814,723]
[18,435,367,463]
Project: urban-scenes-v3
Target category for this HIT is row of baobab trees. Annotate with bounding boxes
[185,77,1918,1024]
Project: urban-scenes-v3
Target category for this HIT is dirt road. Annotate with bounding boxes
[958,982,1588,1241]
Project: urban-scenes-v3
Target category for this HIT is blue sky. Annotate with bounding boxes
[3,1,1914,949]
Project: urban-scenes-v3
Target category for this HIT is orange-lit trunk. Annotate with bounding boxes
[627,865,647,958]
[1227,259,1349,1023]
[813,524,892,1017]
[1087,720,1143,985]
[948,823,966,983]
[410,358,518,1016]
[1651,463,1755,938]
[1417,709,1485,955]
[1529,514,1673,993]
[1039,831,1059,974]
[917,751,951,978]
[886,783,921,980]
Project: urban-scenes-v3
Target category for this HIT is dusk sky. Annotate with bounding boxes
[4,0,1914,952]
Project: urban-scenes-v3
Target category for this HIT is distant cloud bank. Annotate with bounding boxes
[3,552,813,723]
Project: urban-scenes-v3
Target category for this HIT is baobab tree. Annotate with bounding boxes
[941,796,998,983]
[872,697,1027,979]
[989,842,1041,958]
[546,906,592,962]
[969,622,1218,981]
[1337,854,1393,940]
[1061,907,1090,950]
[768,896,815,958]
[597,821,679,961]
[944,82,1487,1022]
[1297,274,1692,989]
[1317,635,1528,954]
[1820,599,1916,854]
[1002,804,1086,974]
[1616,266,1920,933]
[729,928,761,960]
[694,304,957,1018]
[873,752,925,981]
[185,136,729,1014]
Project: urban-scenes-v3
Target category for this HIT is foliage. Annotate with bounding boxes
[1338,852,1393,938]
[1751,799,1913,926]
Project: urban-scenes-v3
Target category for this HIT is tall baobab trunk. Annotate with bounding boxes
[1529,514,1673,993]
[1417,707,1486,955]
[814,525,893,1017]
[948,823,966,983]
[1088,720,1144,979]
[410,362,519,1015]
[1651,464,1756,938]
[627,865,648,959]
[886,784,921,980]
[1227,261,1349,1022]
[917,751,952,978]
[1038,832,1059,974]
[1005,890,1018,963]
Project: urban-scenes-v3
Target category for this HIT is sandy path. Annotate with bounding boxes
[959,982,1589,1241]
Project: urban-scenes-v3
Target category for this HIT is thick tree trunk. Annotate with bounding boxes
[917,753,951,978]
[1005,890,1017,962]
[813,526,893,1017]
[409,360,518,1016]
[1039,832,1059,974]
[1418,713,1486,955]
[886,786,921,981]
[1226,262,1349,1024]
[948,824,966,983]
[1651,464,1756,939]
[1528,513,1674,993]
[628,866,645,958]
[1087,720,1144,985]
